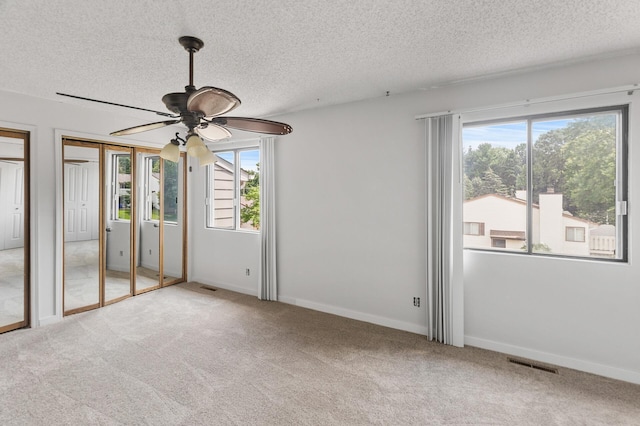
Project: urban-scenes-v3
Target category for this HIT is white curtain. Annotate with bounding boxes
[259,137,277,300]
[425,114,460,345]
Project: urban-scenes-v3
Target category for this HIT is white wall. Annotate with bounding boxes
[189,158,260,295]
[269,52,640,383]
[0,91,177,325]
[273,92,429,333]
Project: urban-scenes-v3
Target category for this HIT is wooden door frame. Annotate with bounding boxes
[0,128,30,334]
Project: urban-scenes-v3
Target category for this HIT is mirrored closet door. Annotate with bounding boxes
[63,140,186,316]
[0,129,29,333]
[133,150,186,292]
[104,146,134,304]
[134,151,161,294]
[161,153,185,286]
[63,142,100,314]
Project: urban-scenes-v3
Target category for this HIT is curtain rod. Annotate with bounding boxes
[415,83,638,120]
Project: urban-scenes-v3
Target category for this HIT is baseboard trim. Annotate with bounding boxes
[191,277,258,297]
[278,295,429,336]
[465,335,640,385]
[38,315,62,327]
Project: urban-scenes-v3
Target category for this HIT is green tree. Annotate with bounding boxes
[240,165,260,229]
[163,159,179,222]
[464,143,525,199]
[532,129,566,205]
[562,127,616,223]
[118,156,131,174]
[478,168,509,197]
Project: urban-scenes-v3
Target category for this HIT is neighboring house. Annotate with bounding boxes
[211,155,251,228]
[464,190,616,257]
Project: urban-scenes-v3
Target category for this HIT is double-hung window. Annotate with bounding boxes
[462,105,627,261]
[205,148,260,231]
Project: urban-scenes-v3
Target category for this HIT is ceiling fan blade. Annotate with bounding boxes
[110,119,182,136]
[56,93,177,118]
[187,86,241,118]
[196,124,232,141]
[211,117,293,135]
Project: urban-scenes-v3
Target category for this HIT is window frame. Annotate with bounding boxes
[462,104,628,262]
[205,146,260,232]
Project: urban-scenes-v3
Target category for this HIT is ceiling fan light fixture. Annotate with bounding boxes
[185,133,208,157]
[160,141,180,162]
[198,148,216,166]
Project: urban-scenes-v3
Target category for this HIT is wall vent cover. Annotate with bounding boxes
[508,357,559,374]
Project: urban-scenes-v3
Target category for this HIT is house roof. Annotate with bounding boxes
[1,1,640,120]
[465,193,593,225]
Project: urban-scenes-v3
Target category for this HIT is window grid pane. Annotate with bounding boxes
[116,155,131,221]
[239,149,260,231]
[463,121,527,251]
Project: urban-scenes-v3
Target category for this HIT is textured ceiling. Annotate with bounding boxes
[1,0,640,119]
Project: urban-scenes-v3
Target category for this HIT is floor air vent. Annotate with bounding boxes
[508,357,559,374]
[200,286,218,292]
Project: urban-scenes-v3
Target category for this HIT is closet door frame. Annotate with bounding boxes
[133,147,161,295]
[102,144,134,306]
[0,128,30,334]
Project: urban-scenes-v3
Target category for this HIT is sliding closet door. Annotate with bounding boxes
[63,142,100,314]
[161,154,186,286]
[134,150,161,294]
[62,140,185,317]
[0,129,29,333]
[104,146,133,304]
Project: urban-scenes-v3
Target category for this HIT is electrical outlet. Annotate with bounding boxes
[119,250,124,256]
[149,249,152,255]
[413,297,420,307]
[246,268,250,276]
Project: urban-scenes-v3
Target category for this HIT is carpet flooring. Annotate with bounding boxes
[1,282,639,425]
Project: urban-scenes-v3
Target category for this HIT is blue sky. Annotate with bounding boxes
[463,119,571,150]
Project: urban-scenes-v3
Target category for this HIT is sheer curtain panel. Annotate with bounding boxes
[425,114,463,346]
[259,137,277,300]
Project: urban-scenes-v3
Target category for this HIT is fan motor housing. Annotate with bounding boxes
[161,91,191,114]
[162,90,201,130]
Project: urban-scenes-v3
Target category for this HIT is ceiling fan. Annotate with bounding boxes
[57,36,292,164]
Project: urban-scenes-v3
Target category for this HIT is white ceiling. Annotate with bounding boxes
[1,0,640,120]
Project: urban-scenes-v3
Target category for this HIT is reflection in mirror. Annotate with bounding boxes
[63,144,100,313]
[162,155,184,285]
[0,132,28,332]
[135,152,160,293]
[104,148,132,303]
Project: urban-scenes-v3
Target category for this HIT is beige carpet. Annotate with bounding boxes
[1,282,639,425]
[0,247,25,326]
